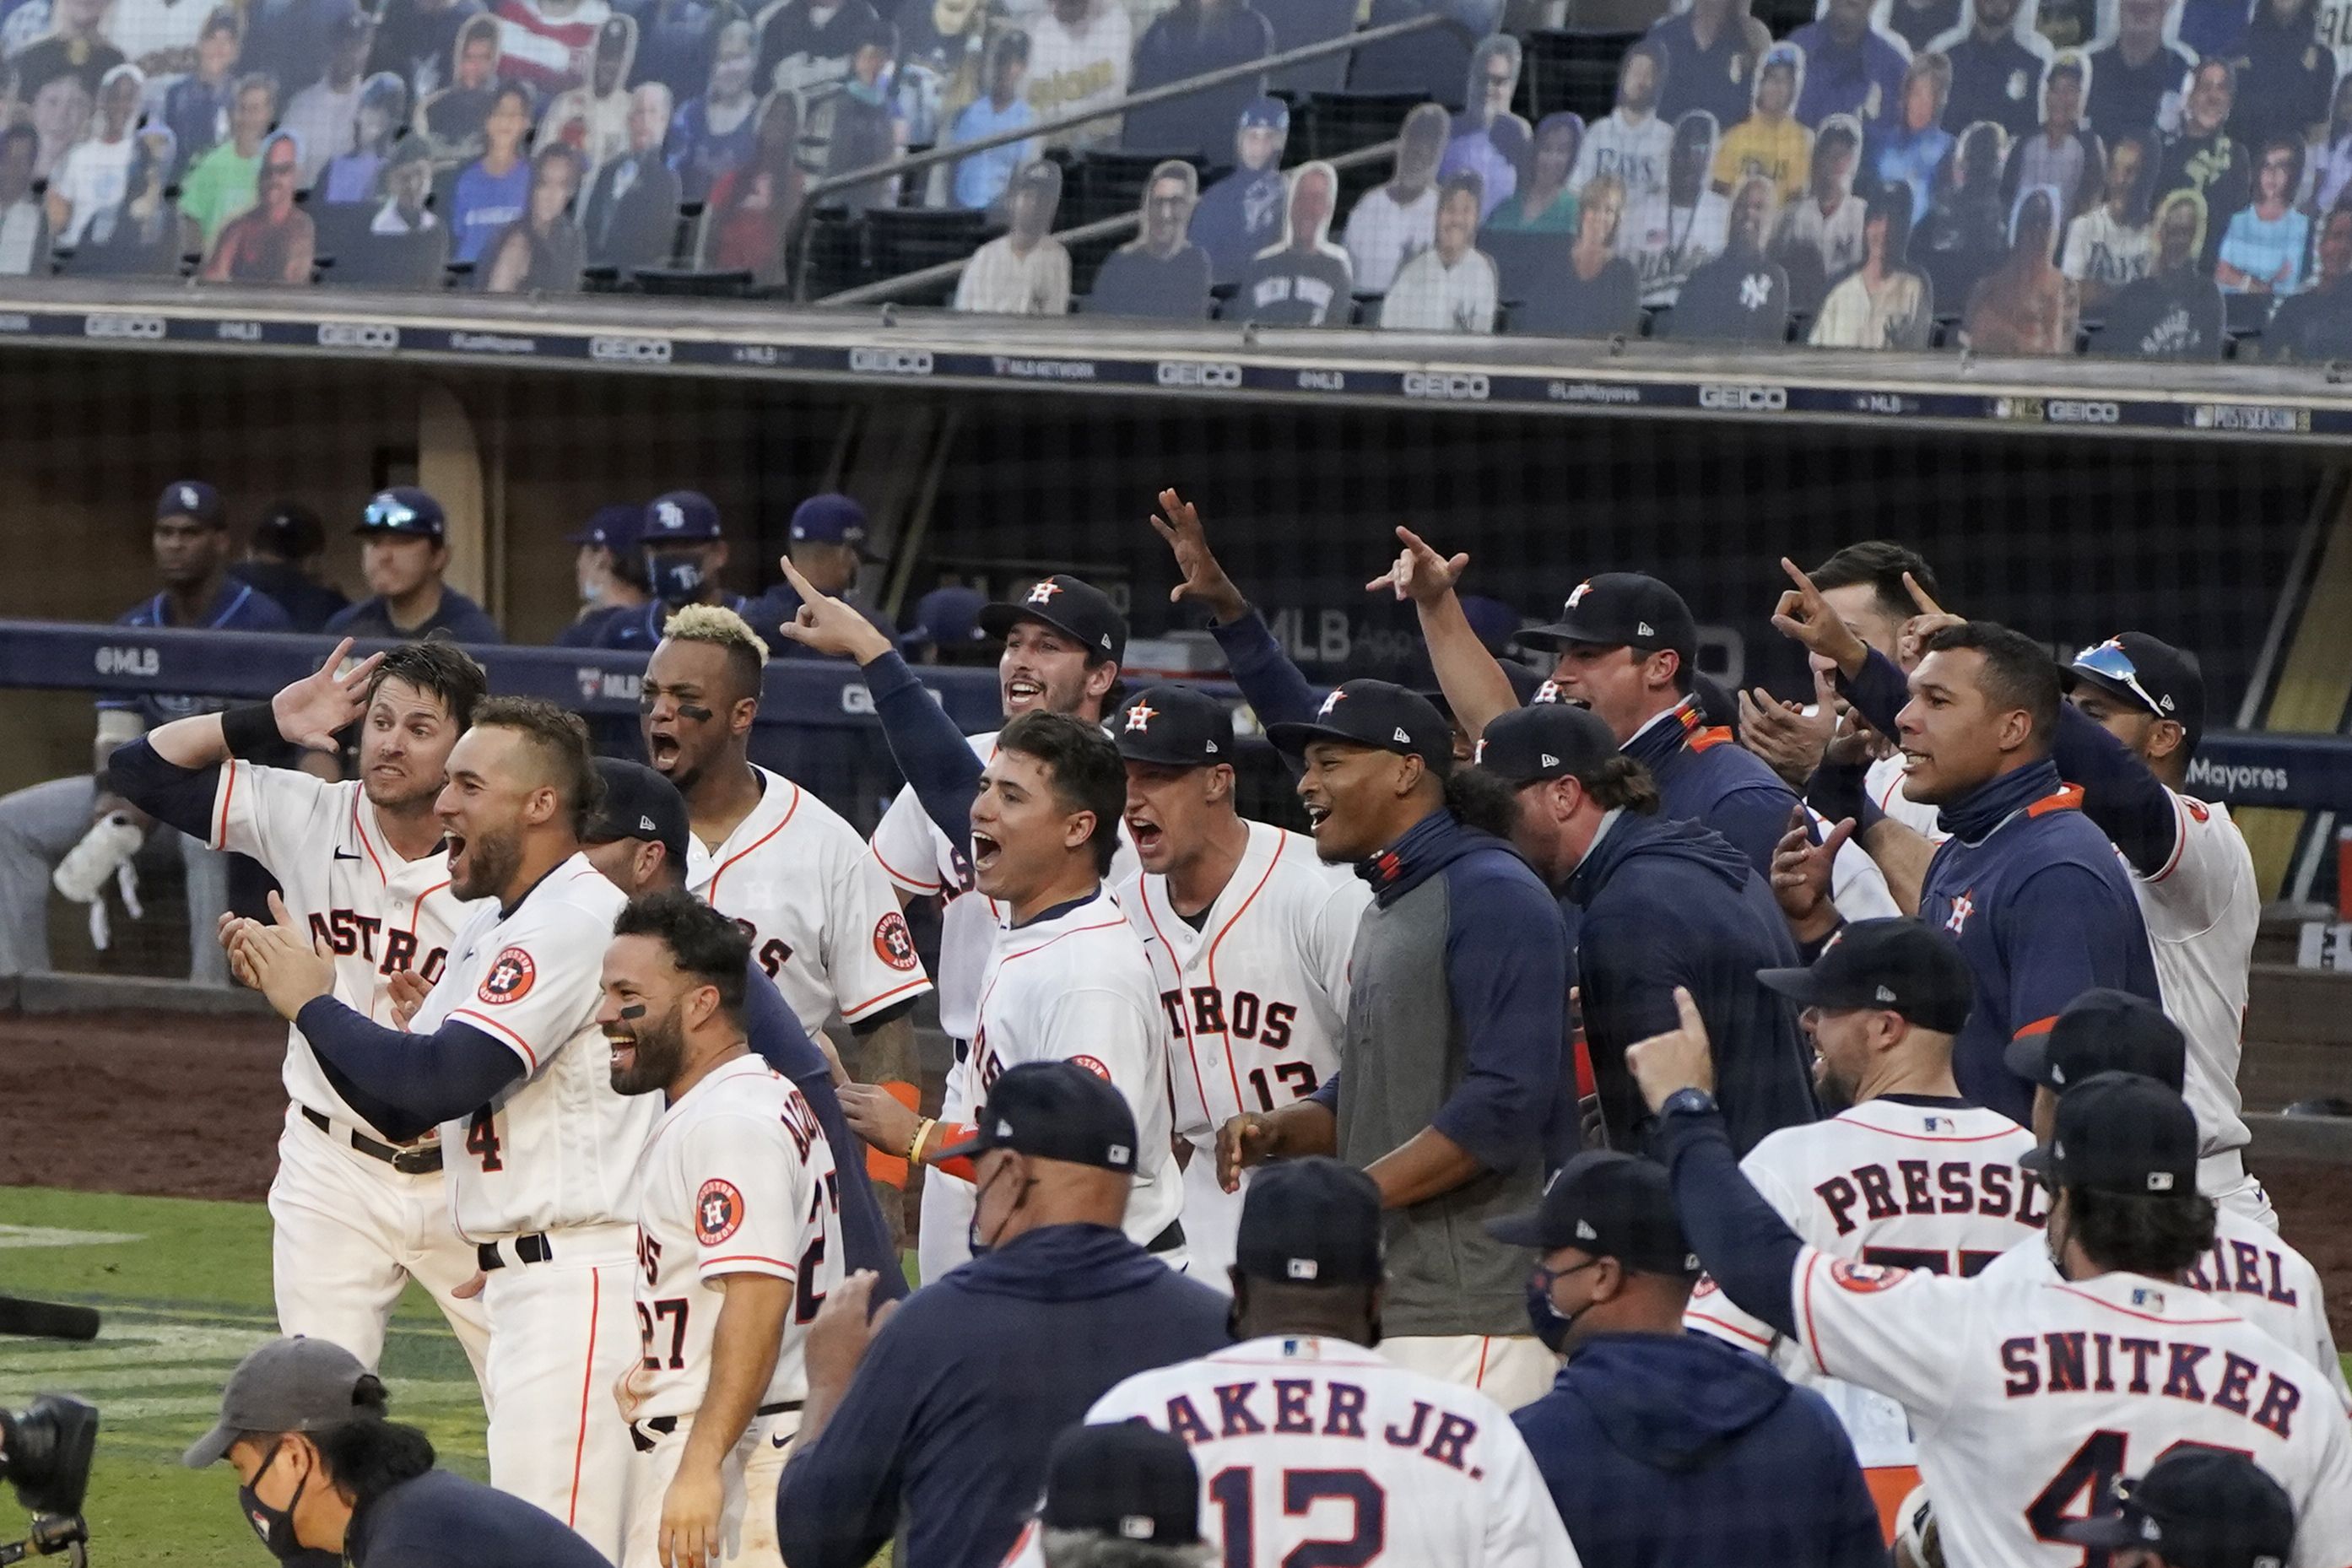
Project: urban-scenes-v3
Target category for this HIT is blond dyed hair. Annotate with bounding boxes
[661,603,771,665]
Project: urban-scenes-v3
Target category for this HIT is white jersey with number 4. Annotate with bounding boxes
[688,765,933,1035]
[1686,1097,2044,1466]
[2133,792,2259,1181]
[210,760,469,1143]
[1785,1250,2352,1566]
[410,855,656,1240]
[1071,1335,1580,1568]
[624,1057,844,1421]
[1121,820,1367,1280]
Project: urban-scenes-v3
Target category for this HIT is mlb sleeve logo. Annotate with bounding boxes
[695,1179,744,1246]
[477,947,538,1004]
[873,911,919,972]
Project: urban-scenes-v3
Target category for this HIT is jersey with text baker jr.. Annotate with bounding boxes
[624,1057,843,1422]
[1787,1249,2352,1566]
[211,760,469,1144]
[1085,1336,1582,1568]
[409,856,657,1241]
[1684,1096,2044,1467]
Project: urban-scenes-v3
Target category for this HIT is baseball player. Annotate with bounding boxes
[772,560,1136,1283]
[595,491,757,651]
[1992,989,2350,1408]
[230,699,656,1559]
[1084,1159,1582,1565]
[641,603,929,1212]
[1683,919,2044,1530]
[108,638,492,1379]
[602,890,844,1568]
[2055,1447,2300,1568]
[998,1421,1211,1568]
[1630,999,2352,1568]
[1112,683,1366,1281]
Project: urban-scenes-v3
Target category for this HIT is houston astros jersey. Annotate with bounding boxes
[1866,751,1946,841]
[623,1057,844,1422]
[687,765,933,1036]
[1786,1251,2352,1566]
[209,760,469,1144]
[1081,1336,1581,1567]
[1119,820,1367,1280]
[1686,1096,2044,1466]
[410,856,657,1240]
[1978,1214,2352,1410]
[2133,792,2258,1173]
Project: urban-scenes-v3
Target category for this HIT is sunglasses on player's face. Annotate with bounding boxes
[2073,641,2162,716]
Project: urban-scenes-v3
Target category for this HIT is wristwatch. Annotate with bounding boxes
[1659,1087,1718,1121]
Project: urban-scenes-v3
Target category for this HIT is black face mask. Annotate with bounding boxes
[238,1440,311,1562]
[1524,1259,1603,1354]
[647,550,706,608]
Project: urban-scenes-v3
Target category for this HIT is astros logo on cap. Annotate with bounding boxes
[1565,581,1593,608]
[1123,702,1156,733]
[1025,580,1062,604]
[1316,689,1348,718]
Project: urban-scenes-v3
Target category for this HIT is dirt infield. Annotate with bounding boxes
[4,1006,2348,1338]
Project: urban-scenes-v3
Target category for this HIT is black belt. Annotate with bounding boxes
[630,1401,803,1452]
[1147,1218,1186,1256]
[477,1232,554,1271]
[303,1106,444,1175]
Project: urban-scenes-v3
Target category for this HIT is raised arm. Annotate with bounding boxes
[1149,488,1322,731]
[1367,525,1521,738]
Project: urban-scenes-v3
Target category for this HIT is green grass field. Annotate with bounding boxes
[0,1186,484,1565]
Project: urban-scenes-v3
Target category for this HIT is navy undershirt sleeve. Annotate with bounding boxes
[860,649,985,846]
[1833,648,1911,742]
[1208,609,1324,733]
[295,998,526,1126]
[2050,700,2181,876]
[1656,1106,1804,1340]
[105,738,224,841]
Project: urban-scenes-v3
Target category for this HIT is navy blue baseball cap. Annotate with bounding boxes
[1265,679,1452,768]
[2005,987,2187,1095]
[790,493,878,559]
[1486,1151,1699,1276]
[2057,1448,2295,1568]
[2064,632,2207,749]
[644,490,723,543]
[1235,1157,1382,1286]
[584,758,690,867]
[1759,917,1976,1034]
[900,585,989,652]
[567,503,642,553]
[1117,684,1234,769]
[2020,1072,2200,1196]
[158,479,225,528]
[1041,1422,1203,1547]
[1469,700,1619,784]
[979,574,1128,665]
[1238,95,1288,130]
[1520,573,1698,662]
[937,1061,1140,1173]
[357,486,445,540]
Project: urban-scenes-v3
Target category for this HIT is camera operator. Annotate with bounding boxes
[183,1337,608,1566]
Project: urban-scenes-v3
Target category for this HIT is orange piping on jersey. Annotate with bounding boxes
[2013,1016,2057,1041]
[1798,1250,1831,1376]
[869,840,946,895]
[1473,1337,1491,1388]
[449,1008,539,1071]
[1834,1108,2030,1145]
[2145,792,2192,884]
[214,759,239,849]
[972,915,1133,1015]
[1140,887,1214,1127]
[566,1268,600,1529]
[1686,1308,1774,1348]
[1686,725,1735,753]
[2025,784,2085,819]
[1201,833,1289,1118]
[704,783,803,906]
[2047,1283,2237,1327]
[840,974,934,1023]
[700,1256,799,1274]
[349,794,388,885]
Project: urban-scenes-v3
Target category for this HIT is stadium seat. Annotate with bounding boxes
[1068,149,1210,229]
[1300,89,1429,165]
[1522,28,1641,122]
[1266,0,1360,96]
[798,203,868,298]
[866,208,1000,305]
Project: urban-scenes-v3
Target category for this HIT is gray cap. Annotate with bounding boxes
[181,1337,376,1468]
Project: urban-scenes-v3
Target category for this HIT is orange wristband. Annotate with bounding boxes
[863,1080,921,1187]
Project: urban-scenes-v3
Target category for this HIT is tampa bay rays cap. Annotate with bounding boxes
[978,574,1128,665]
[900,585,990,652]
[357,486,446,540]
[1486,1150,1699,1276]
[1265,679,1452,769]
[1519,572,1697,662]
[157,479,225,528]
[1234,1157,1382,1286]
[1237,94,1288,131]
[2004,987,2186,1095]
[2020,1072,2199,1195]
[1758,917,1975,1033]
[1468,700,1619,786]
[1116,683,1233,769]
[252,500,325,560]
[2057,1448,2295,1568]
[584,758,690,867]
[2064,632,2207,749]
[790,492,878,558]
[1041,1421,1203,1547]
[937,1061,1140,1173]
[644,490,723,543]
[183,1337,379,1468]
[566,502,643,552]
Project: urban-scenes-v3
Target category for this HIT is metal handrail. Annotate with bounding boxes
[819,135,1399,307]
[787,7,1468,300]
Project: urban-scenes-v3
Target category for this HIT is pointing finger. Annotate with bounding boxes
[1902,570,1944,618]
[1779,556,1821,603]
[1673,984,1704,1035]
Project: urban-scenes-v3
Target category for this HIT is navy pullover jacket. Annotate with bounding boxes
[1514,1330,1885,1568]
[1620,696,1803,880]
[774,1223,1230,1568]
[1566,811,1818,1155]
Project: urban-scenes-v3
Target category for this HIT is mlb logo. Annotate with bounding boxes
[1922,1116,1954,1133]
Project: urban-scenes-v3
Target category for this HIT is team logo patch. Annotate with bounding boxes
[695,1179,744,1245]
[478,947,536,1003]
[1828,1259,1903,1294]
[873,911,918,972]
[1069,1054,1112,1080]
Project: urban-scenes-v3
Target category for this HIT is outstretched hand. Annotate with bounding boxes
[1149,488,1248,624]
[1768,558,1870,678]
[1365,525,1469,608]
[770,558,894,665]
[1770,803,1851,944]
[273,637,383,754]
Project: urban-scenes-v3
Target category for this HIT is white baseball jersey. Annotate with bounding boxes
[1979,1215,2352,1410]
[410,855,657,1240]
[1785,1251,2352,1567]
[1119,820,1366,1280]
[209,760,470,1143]
[1686,1097,2044,1466]
[2132,792,2257,1175]
[624,1057,844,1422]
[1572,110,1673,211]
[1080,1336,1581,1568]
[1867,750,1946,841]
[687,765,933,1035]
